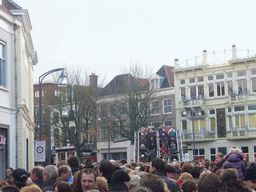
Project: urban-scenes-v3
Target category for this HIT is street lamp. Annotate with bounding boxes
[39,68,67,141]
[183,107,202,161]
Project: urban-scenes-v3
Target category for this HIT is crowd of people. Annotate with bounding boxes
[139,126,178,163]
[1,145,256,192]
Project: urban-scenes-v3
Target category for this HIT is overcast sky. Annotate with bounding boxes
[14,0,256,84]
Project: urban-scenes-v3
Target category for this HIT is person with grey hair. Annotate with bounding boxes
[129,175,141,190]
[42,165,58,192]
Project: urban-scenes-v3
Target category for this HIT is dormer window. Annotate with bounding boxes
[149,74,164,90]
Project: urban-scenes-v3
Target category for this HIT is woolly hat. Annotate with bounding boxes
[244,164,256,181]
[12,168,28,182]
[112,170,130,183]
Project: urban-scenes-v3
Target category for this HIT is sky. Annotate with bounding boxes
[14,0,256,85]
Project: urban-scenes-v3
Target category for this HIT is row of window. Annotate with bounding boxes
[192,146,252,162]
[101,99,172,118]
[180,78,256,100]
[180,69,256,85]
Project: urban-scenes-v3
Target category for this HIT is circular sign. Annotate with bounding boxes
[36,146,44,154]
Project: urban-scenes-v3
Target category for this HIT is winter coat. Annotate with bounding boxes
[109,182,129,192]
[222,152,246,180]
[152,170,180,192]
[42,178,57,192]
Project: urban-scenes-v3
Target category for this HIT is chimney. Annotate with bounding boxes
[90,73,98,88]
[232,45,237,60]
[174,59,179,69]
[202,50,207,65]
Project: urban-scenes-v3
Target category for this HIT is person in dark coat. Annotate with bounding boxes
[150,158,180,192]
[42,165,58,192]
[99,160,115,187]
[11,168,28,190]
[109,170,130,192]
[30,166,44,189]
[221,147,246,180]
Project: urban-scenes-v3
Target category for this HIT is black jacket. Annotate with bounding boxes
[152,170,180,192]
[109,182,128,192]
[42,178,57,192]
[34,178,44,189]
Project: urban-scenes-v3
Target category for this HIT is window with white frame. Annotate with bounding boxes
[227,81,233,95]
[217,82,225,96]
[151,101,159,115]
[101,121,108,140]
[182,120,187,132]
[150,79,159,89]
[100,105,107,117]
[252,78,256,93]
[210,148,216,161]
[210,118,215,131]
[119,103,127,115]
[227,72,232,78]
[35,91,39,98]
[216,74,224,80]
[237,79,247,94]
[251,69,256,75]
[120,120,127,137]
[0,43,5,86]
[180,79,185,85]
[181,87,186,100]
[209,84,214,97]
[198,76,204,82]
[208,75,213,81]
[163,99,172,114]
[234,115,245,129]
[84,132,93,144]
[110,104,117,117]
[237,70,246,77]
[227,116,232,130]
[248,113,256,128]
[189,78,195,83]
[193,148,205,161]
[193,119,206,131]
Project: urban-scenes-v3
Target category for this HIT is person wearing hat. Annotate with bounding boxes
[12,168,28,189]
[109,170,130,192]
[244,163,256,191]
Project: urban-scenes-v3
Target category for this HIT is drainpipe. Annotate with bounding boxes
[13,24,19,168]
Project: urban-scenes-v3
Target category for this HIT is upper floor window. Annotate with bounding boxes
[216,74,224,80]
[0,43,5,87]
[150,79,159,89]
[198,77,204,82]
[180,79,185,85]
[151,101,159,115]
[208,75,213,81]
[189,78,195,83]
[35,90,44,98]
[227,72,232,78]
[110,104,117,117]
[163,99,172,114]
[252,78,256,93]
[237,70,246,77]
[234,106,245,112]
[248,105,256,111]
[119,103,127,115]
[251,69,256,75]
[100,105,107,117]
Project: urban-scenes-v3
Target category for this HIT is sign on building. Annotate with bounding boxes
[35,141,46,162]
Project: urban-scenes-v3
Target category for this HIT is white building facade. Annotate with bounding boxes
[0,0,37,177]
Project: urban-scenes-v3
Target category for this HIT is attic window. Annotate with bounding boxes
[150,79,159,89]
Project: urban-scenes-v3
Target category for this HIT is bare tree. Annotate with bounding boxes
[52,68,101,160]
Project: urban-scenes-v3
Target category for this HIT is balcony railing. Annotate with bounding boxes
[182,128,216,141]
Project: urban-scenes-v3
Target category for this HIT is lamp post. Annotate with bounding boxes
[39,68,67,141]
[183,107,202,161]
[47,105,68,165]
